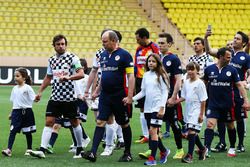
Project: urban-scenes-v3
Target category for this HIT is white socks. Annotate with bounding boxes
[73,125,83,147]
[140,112,149,138]
[105,123,116,146]
[116,124,124,142]
[40,126,52,148]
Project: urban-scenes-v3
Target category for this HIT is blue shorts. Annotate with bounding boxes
[206,107,235,122]
[234,98,247,120]
[98,90,131,125]
[76,99,88,122]
[10,108,36,134]
[46,100,78,119]
[144,112,163,128]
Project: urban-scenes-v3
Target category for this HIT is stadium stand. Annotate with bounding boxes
[161,0,250,48]
[0,0,161,66]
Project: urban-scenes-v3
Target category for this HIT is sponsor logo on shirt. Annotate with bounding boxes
[230,62,242,69]
[137,56,147,65]
[101,67,119,72]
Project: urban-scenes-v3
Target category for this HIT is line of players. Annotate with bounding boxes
[3,28,250,165]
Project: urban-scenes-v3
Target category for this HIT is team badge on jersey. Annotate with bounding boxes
[207,109,211,115]
[166,61,171,66]
[240,56,245,60]
[115,55,120,61]
[226,71,231,77]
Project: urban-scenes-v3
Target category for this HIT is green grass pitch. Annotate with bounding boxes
[0,85,250,167]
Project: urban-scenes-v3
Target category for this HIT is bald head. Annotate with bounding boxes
[102,30,119,42]
[102,30,119,52]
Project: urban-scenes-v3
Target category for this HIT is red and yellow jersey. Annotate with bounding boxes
[134,42,159,78]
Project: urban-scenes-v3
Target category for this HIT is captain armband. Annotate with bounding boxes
[125,67,134,74]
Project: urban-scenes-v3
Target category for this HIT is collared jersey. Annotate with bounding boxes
[134,42,159,78]
[47,51,82,102]
[99,48,134,93]
[161,52,183,96]
[230,51,250,99]
[204,64,240,110]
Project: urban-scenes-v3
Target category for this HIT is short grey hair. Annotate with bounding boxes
[107,30,119,42]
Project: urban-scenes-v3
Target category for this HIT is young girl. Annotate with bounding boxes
[133,53,170,166]
[176,62,208,163]
[2,67,36,157]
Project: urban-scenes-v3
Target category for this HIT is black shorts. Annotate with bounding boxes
[163,104,179,123]
[46,100,78,119]
[176,102,184,121]
[55,117,71,128]
[163,103,182,129]
[134,77,145,109]
[144,112,163,128]
[10,108,36,134]
[186,123,202,133]
[76,99,88,122]
[234,98,247,120]
[206,107,235,122]
[98,90,131,125]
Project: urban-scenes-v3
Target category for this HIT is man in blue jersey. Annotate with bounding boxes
[159,33,184,159]
[203,47,249,157]
[205,31,250,153]
[81,30,135,162]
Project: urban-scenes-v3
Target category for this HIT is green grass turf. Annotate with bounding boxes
[0,85,250,167]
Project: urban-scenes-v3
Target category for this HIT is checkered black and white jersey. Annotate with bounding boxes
[92,47,105,68]
[188,52,214,76]
[47,52,81,102]
[92,48,105,87]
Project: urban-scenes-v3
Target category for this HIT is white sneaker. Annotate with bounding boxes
[24,149,32,156]
[82,137,91,148]
[100,146,113,156]
[73,154,82,159]
[69,143,75,149]
[227,148,236,157]
[2,149,12,157]
[29,150,45,158]
[69,147,76,153]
